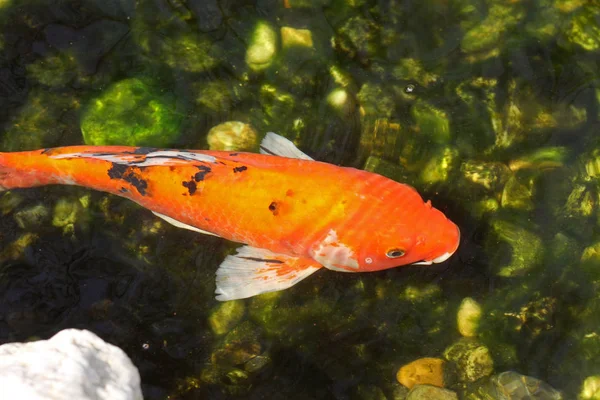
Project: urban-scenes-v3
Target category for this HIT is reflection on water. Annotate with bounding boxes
[0,0,599,398]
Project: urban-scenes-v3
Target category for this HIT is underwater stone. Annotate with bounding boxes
[244,354,271,373]
[246,21,277,70]
[81,78,182,147]
[0,329,142,400]
[565,6,600,51]
[444,338,494,382]
[206,121,258,151]
[211,321,262,366]
[397,357,445,389]
[508,147,569,171]
[393,58,438,88]
[420,147,459,185]
[359,119,403,160]
[357,83,395,118]
[327,88,355,116]
[501,175,534,211]
[461,161,511,192]
[461,4,525,53]
[14,204,49,230]
[581,376,600,400]
[333,16,379,62]
[489,219,543,277]
[457,297,482,338]
[564,184,595,218]
[471,198,499,219]
[281,27,313,48]
[489,371,562,399]
[406,384,458,400]
[208,300,245,336]
[411,101,451,145]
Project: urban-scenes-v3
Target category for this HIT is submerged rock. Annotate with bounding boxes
[208,300,245,336]
[81,78,182,147]
[246,21,277,70]
[580,375,600,400]
[444,338,494,382]
[281,27,314,49]
[211,321,262,366]
[206,121,258,151]
[489,371,562,399]
[406,384,458,400]
[457,297,482,338]
[488,219,543,277]
[0,329,142,400]
[397,357,446,389]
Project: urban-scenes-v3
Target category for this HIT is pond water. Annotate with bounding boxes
[0,0,599,399]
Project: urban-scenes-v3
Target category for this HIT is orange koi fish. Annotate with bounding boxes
[0,133,459,300]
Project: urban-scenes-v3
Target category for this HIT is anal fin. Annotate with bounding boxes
[215,246,322,301]
[152,211,220,237]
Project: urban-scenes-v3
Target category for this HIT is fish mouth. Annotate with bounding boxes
[411,251,453,266]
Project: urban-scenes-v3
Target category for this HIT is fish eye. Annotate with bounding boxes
[386,248,405,258]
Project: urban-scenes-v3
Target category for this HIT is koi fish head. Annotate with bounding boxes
[357,201,460,272]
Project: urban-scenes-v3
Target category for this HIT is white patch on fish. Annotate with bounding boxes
[310,229,360,272]
[50,150,216,166]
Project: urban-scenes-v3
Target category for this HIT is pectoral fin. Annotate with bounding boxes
[152,211,221,237]
[215,246,322,301]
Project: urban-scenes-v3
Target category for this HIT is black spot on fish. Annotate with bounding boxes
[124,174,148,196]
[229,153,239,156]
[194,165,212,182]
[41,148,53,155]
[107,163,128,180]
[182,180,197,195]
[239,257,284,264]
[107,163,148,196]
[233,166,248,173]
[119,187,128,193]
[268,201,279,216]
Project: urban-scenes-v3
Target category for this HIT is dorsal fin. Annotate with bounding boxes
[259,132,313,160]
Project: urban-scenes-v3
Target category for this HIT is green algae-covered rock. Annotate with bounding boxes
[457,297,482,338]
[460,161,511,193]
[2,90,81,151]
[420,147,459,186]
[581,376,600,400]
[564,6,600,51]
[444,338,494,383]
[81,78,182,147]
[208,300,245,336]
[357,83,395,118]
[206,121,258,152]
[211,321,262,366]
[411,101,451,145]
[406,384,458,400]
[461,4,525,54]
[509,147,569,171]
[488,219,543,277]
[13,204,49,230]
[246,21,277,71]
[501,175,534,211]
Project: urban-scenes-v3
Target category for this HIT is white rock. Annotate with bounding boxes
[0,329,142,400]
